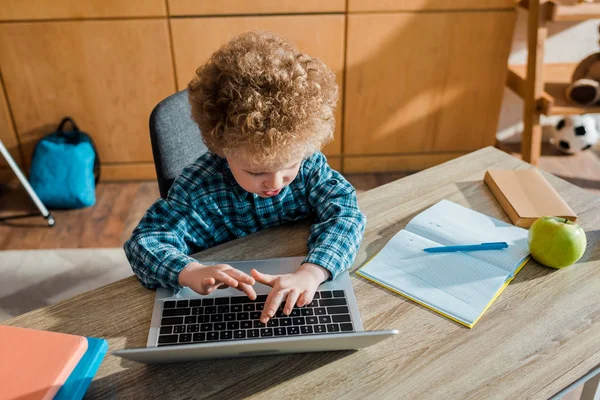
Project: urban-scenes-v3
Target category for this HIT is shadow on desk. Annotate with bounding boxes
[88,350,354,399]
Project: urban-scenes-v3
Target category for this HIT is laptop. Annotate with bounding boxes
[114,257,398,364]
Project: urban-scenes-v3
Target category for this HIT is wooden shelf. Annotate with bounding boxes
[552,2,600,21]
[507,63,600,115]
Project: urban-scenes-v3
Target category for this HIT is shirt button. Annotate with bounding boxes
[329,179,338,186]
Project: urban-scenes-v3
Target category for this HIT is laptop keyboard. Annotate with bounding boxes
[157,290,355,346]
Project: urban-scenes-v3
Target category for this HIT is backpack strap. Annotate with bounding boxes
[56,117,101,184]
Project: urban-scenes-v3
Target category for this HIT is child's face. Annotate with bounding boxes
[226,153,303,198]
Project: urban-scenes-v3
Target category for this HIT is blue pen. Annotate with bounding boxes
[423,242,509,253]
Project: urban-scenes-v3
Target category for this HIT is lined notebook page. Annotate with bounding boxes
[358,230,512,326]
[406,200,529,274]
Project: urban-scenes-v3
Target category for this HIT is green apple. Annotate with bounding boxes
[528,216,587,268]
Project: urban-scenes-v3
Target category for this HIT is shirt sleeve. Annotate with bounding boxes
[123,181,216,290]
[302,152,367,280]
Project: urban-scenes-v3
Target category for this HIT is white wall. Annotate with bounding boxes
[497,9,599,142]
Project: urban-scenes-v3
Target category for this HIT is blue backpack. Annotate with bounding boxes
[29,117,100,209]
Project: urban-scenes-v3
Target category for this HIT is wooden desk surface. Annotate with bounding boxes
[5,147,600,399]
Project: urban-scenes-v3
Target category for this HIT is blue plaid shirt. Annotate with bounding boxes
[124,151,366,290]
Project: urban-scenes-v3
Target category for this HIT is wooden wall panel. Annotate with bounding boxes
[0,75,22,173]
[171,15,345,156]
[168,0,345,16]
[0,20,176,166]
[0,0,166,21]
[348,0,516,12]
[344,11,515,156]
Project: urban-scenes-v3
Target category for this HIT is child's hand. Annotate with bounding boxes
[178,262,257,299]
[252,263,330,323]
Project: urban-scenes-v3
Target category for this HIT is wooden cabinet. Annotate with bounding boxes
[0,76,22,182]
[0,20,175,180]
[0,0,166,20]
[348,0,515,12]
[168,0,345,16]
[171,15,345,157]
[343,11,515,171]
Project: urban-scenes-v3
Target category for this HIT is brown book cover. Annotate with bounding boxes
[484,169,577,228]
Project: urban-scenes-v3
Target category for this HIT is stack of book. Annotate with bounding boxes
[0,325,108,400]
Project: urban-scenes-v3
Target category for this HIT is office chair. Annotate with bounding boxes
[149,89,208,199]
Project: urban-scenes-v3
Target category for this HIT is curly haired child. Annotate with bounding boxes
[125,30,366,324]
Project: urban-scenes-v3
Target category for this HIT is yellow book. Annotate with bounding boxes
[356,200,531,328]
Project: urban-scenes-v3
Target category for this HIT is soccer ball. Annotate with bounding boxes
[551,115,599,154]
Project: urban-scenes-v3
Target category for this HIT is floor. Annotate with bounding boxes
[1,145,599,250]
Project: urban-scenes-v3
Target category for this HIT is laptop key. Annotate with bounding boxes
[189,299,202,307]
[210,314,223,322]
[301,308,314,316]
[275,310,286,318]
[274,327,287,336]
[320,291,332,299]
[161,317,183,325]
[301,326,313,334]
[332,290,345,298]
[187,324,199,333]
[220,331,233,340]
[314,308,326,315]
[184,316,196,324]
[256,303,265,311]
[191,307,203,315]
[260,328,274,337]
[243,304,255,311]
[215,298,229,305]
[163,308,190,317]
[319,298,347,307]
[197,315,209,323]
[193,333,206,342]
[254,320,266,328]
[240,321,252,329]
[231,296,251,304]
[287,326,300,335]
[267,319,279,327]
[224,313,236,321]
[314,325,326,333]
[179,333,192,342]
[158,334,178,344]
[176,300,189,308]
[318,315,331,324]
[217,305,230,313]
[233,330,246,339]
[313,292,321,300]
[340,323,353,332]
[307,300,319,308]
[214,322,226,331]
[160,326,173,335]
[292,317,305,325]
[332,314,351,323]
[173,325,186,333]
[290,309,301,317]
[256,294,268,302]
[247,329,259,338]
[163,301,176,309]
[237,312,250,321]
[227,321,239,330]
[280,318,292,327]
[250,311,261,320]
[207,332,219,341]
[200,323,212,332]
[327,324,340,333]
[205,306,217,314]
[327,306,349,315]
[202,299,214,306]
[231,304,243,312]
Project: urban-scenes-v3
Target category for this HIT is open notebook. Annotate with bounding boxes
[357,200,530,328]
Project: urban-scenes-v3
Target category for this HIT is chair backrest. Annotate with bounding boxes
[149,89,208,198]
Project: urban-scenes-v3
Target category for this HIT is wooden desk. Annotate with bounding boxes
[5,147,600,399]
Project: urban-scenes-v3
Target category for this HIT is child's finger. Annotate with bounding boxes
[236,282,257,300]
[213,271,239,288]
[297,290,313,307]
[261,289,285,323]
[224,269,255,285]
[202,277,216,286]
[251,269,277,287]
[284,290,301,315]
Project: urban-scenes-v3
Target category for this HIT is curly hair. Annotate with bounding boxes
[188,30,338,168]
